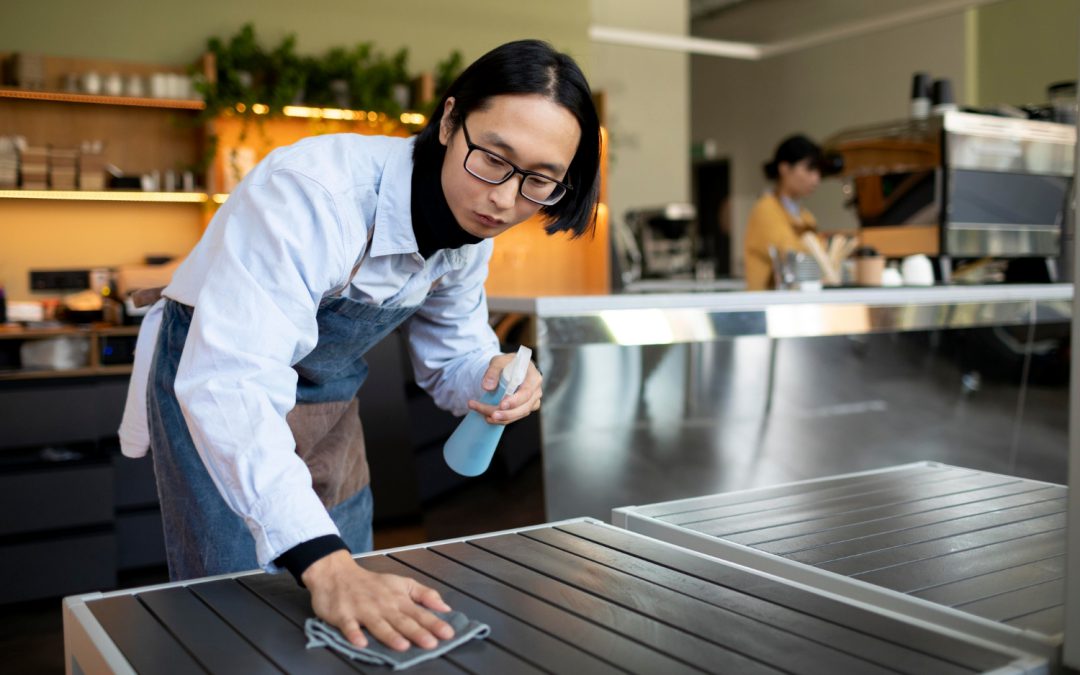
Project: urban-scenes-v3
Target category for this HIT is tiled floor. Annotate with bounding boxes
[1,457,545,675]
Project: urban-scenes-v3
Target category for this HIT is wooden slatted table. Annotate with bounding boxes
[64,518,1042,674]
[613,462,1065,665]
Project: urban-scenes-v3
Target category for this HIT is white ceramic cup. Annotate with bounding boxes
[901,254,935,286]
[81,71,101,95]
[150,73,169,98]
[104,73,123,97]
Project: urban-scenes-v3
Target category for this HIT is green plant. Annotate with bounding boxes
[188,23,446,176]
[434,50,463,101]
[417,49,464,116]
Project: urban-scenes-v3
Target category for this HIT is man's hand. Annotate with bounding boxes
[303,550,454,651]
[467,354,542,424]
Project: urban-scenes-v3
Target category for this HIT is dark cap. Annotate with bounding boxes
[932,78,954,106]
[911,72,931,99]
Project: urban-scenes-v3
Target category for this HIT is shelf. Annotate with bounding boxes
[0,365,132,382]
[0,87,204,110]
[0,190,211,203]
[0,324,138,341]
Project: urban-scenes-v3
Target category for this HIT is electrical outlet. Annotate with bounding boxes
[30,269,90,292]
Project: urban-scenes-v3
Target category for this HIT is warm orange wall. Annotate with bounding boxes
[213,118,611,297]
[485,127,610,297]
[209,114,413,194]
[0,201,206,301]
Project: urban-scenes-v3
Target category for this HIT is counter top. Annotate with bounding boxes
[489,283,1073,316]
[489,284,1073,346]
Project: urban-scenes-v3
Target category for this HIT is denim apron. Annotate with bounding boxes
[146,247,429,580]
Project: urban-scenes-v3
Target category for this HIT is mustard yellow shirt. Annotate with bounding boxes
[743,193,818,291]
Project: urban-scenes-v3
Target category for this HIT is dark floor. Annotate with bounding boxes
[0,457,545,675]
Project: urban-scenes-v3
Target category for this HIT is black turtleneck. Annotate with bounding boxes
[411,143,481,259]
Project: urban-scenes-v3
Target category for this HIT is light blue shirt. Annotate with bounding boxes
[779,194,802,220]
[119,134,500,567]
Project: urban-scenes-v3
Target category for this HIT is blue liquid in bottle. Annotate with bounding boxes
[443,381,507,477]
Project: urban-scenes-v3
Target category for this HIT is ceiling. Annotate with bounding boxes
[691,0,971,43]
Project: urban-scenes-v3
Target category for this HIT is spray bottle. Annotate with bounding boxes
[444,345,532,476]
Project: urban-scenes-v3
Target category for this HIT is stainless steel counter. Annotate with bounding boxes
[490,284,1073,345]
[489,284,1073,522]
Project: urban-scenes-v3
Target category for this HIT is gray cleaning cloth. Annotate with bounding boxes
[304,611,491,670]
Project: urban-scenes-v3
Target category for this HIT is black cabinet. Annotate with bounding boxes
[0,374,163,604]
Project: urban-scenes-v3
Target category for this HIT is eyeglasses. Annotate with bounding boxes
[461,119,572,206]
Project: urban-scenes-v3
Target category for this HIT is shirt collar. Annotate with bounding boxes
[370,136,420,258]
[369,135,471,271]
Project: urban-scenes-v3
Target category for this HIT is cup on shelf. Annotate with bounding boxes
[881,264,904,287]
[81,71,102,95]
[124,74,145,98]
[103,73,123,97]
[901,254,935,286]
[150,73,169,98]
[852,246,884,286]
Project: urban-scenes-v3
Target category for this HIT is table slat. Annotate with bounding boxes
[433,539,783,675]
[86,594,208,675]
[234,573,467,675]
[819,512,1066,575]
[776,491,1065,561]
[473,533,896,675]
[911,556,1065,606]
[692,474,1018,537]
[728,482,1059,547]
[360,553,607,675]
[190,579,368,675]
[384,548,695,673]
[559,521,1012,673]
[955,578,1065,623]
[139,586,283,674]
[524,526,972,675]
[639,464,937,519]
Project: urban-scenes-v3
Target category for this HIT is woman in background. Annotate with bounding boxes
[743,134,823,290]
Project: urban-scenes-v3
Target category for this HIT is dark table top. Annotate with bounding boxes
[625,463,1066,641]
[69,519,1036,674]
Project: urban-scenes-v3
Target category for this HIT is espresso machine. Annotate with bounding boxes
[825,111,1076,281]
[617,203,697,281]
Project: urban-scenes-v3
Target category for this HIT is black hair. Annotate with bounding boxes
[413,40,601,238]
[763,134,823,181]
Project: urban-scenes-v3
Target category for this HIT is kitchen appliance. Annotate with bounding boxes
[825,111,1076,279]
[623,203,697,279]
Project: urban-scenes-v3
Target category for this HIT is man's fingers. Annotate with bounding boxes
[340,619,367,648]
[410,584,451,613]
[366,617,410,652]
[391,614,438,650]
[409,606,455,641]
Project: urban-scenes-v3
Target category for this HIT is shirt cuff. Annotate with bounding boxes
[274,535,350,586]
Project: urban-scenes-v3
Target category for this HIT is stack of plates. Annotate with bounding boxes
[78,140,106,191]
[20,145,48,189]
[0,136,20,188]
[50,147,79,190]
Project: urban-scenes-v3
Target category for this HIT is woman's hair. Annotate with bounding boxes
[414,40,601,238]
[763,134,823,182]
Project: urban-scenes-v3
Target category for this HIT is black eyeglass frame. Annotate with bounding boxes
[460,119,573,206]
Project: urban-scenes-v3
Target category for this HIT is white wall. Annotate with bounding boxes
[692,10,969,275]
[591,0,691,229]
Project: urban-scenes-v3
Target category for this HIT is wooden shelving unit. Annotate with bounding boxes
[0,87,204,110]
[0,324,138,381]
[0,189,211,203]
